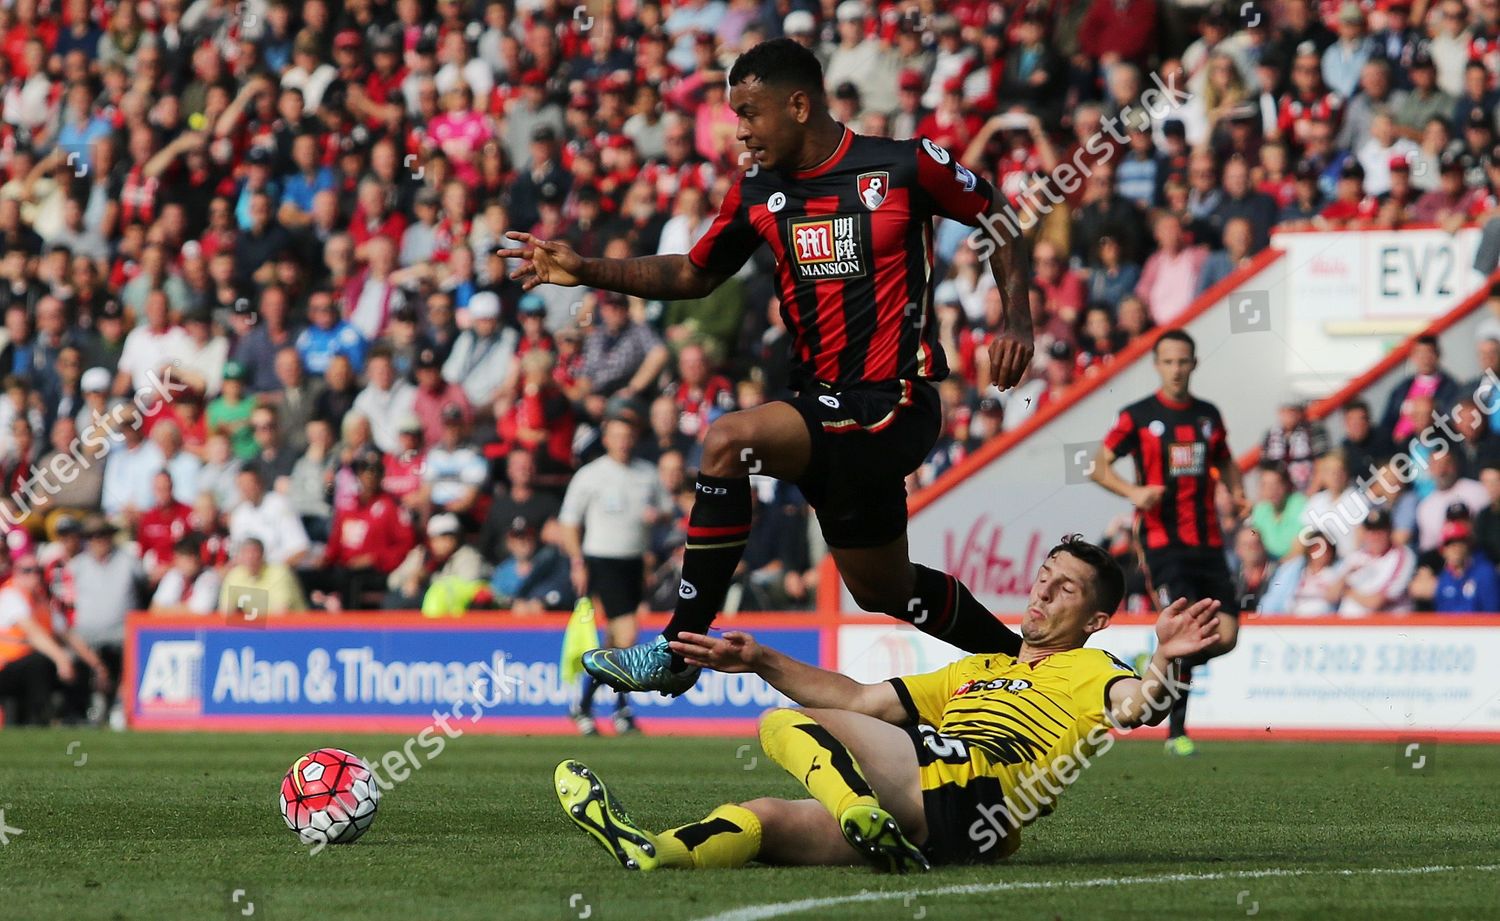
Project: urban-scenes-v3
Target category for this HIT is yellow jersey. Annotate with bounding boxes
[891,647,1137,829]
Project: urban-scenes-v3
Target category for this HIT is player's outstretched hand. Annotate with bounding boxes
[670,631,761,673]
[496,232,585,290]
[1154,597,1221,660]
[986,332,1034,391]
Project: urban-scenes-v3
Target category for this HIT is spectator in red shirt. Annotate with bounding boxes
[1032,240,1088,327]
[383,416,428,512]
[1079,0,1160,69]
[136,471,192,585]
[494,349,576,477]
[349,178,409,259]
[411,346,472,447]
[1320,159,1380,225]
[310,452,414,611]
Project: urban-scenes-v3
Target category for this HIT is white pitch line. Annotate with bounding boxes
[690,863,1500,921]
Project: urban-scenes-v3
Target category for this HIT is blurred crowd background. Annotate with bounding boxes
[6,0,1500,725]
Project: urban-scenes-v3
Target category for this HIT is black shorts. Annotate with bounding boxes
[1140,545,1241,618]
[903,725,1020,865]
[583,555,644,620]
[781,379,941,549]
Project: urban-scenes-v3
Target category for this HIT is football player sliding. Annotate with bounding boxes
[553,537,1221,872]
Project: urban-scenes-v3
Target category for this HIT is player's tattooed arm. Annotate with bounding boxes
[982,191,1035,391]
[499,232,726,300]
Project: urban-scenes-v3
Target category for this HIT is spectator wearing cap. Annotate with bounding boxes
[1413,519,1500,612]
[412,346,473,447]
[283,29,336,111]
[1393,52,1454,141]
[1416,453,1489,551]
[400,188,443,267]
[1321,2,1373,98]
[208,360,259,460]
[418,405,490,521]
[297,289,369,377]
[508,126,569,238]
[1378,153,1422,218]
[228,466,310,566]
[1319,159,1379,226]
[490,516,574,614]
[309,452,414,611]
[1328,507,1415,614]
[502,76,566,183]
[578,292,669,408]
[385,512,487,609]
[441,291,518,410]
[353,348,418,455]
[823,1,899,116]
[149,535,222,616]
[890,69,930,141]
[1079,0,1159,71]
[218,535,307,616]
[67,515,143,709]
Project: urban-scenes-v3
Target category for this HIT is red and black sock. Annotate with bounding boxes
[662,474,752,667]
[902,564,1022,656]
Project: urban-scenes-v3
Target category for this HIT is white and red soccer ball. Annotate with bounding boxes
[279,748,380,846]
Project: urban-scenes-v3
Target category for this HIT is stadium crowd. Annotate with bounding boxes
[1102,320,1500,617]
[6,0,1500,725]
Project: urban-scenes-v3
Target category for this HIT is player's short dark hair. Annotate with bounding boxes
[1154,329,1196,358]
[728,38,825,99]
[1414,334,1440,352]
[1344,397,1370,417]
[1046,534,1125,616]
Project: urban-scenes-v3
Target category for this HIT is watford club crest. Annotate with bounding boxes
[857,171,889,210]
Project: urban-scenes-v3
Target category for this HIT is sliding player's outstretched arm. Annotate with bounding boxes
[671,631,908,723]
[1108,597,1222,729]
[497,232,730,301]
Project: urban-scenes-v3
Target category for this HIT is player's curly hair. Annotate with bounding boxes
[728,38,826,99]
[1046,534,1126,616]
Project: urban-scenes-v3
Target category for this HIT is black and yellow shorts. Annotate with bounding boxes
[904,725,1022,865]
[781,378,941,549]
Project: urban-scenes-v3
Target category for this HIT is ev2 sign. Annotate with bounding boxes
[1377,241,1458,303]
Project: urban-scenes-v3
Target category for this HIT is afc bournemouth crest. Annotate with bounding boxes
[857,171,889,211]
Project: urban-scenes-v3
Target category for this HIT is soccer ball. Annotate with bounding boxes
[279,748,381,846]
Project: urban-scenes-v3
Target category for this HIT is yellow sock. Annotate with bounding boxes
[654,804,762,869]
[759,708,880,818]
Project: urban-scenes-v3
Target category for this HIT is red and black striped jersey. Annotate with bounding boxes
[1102,391,1232,551]
[688,129,996,387]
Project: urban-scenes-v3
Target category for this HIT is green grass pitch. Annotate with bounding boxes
[1,730,1497,920]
